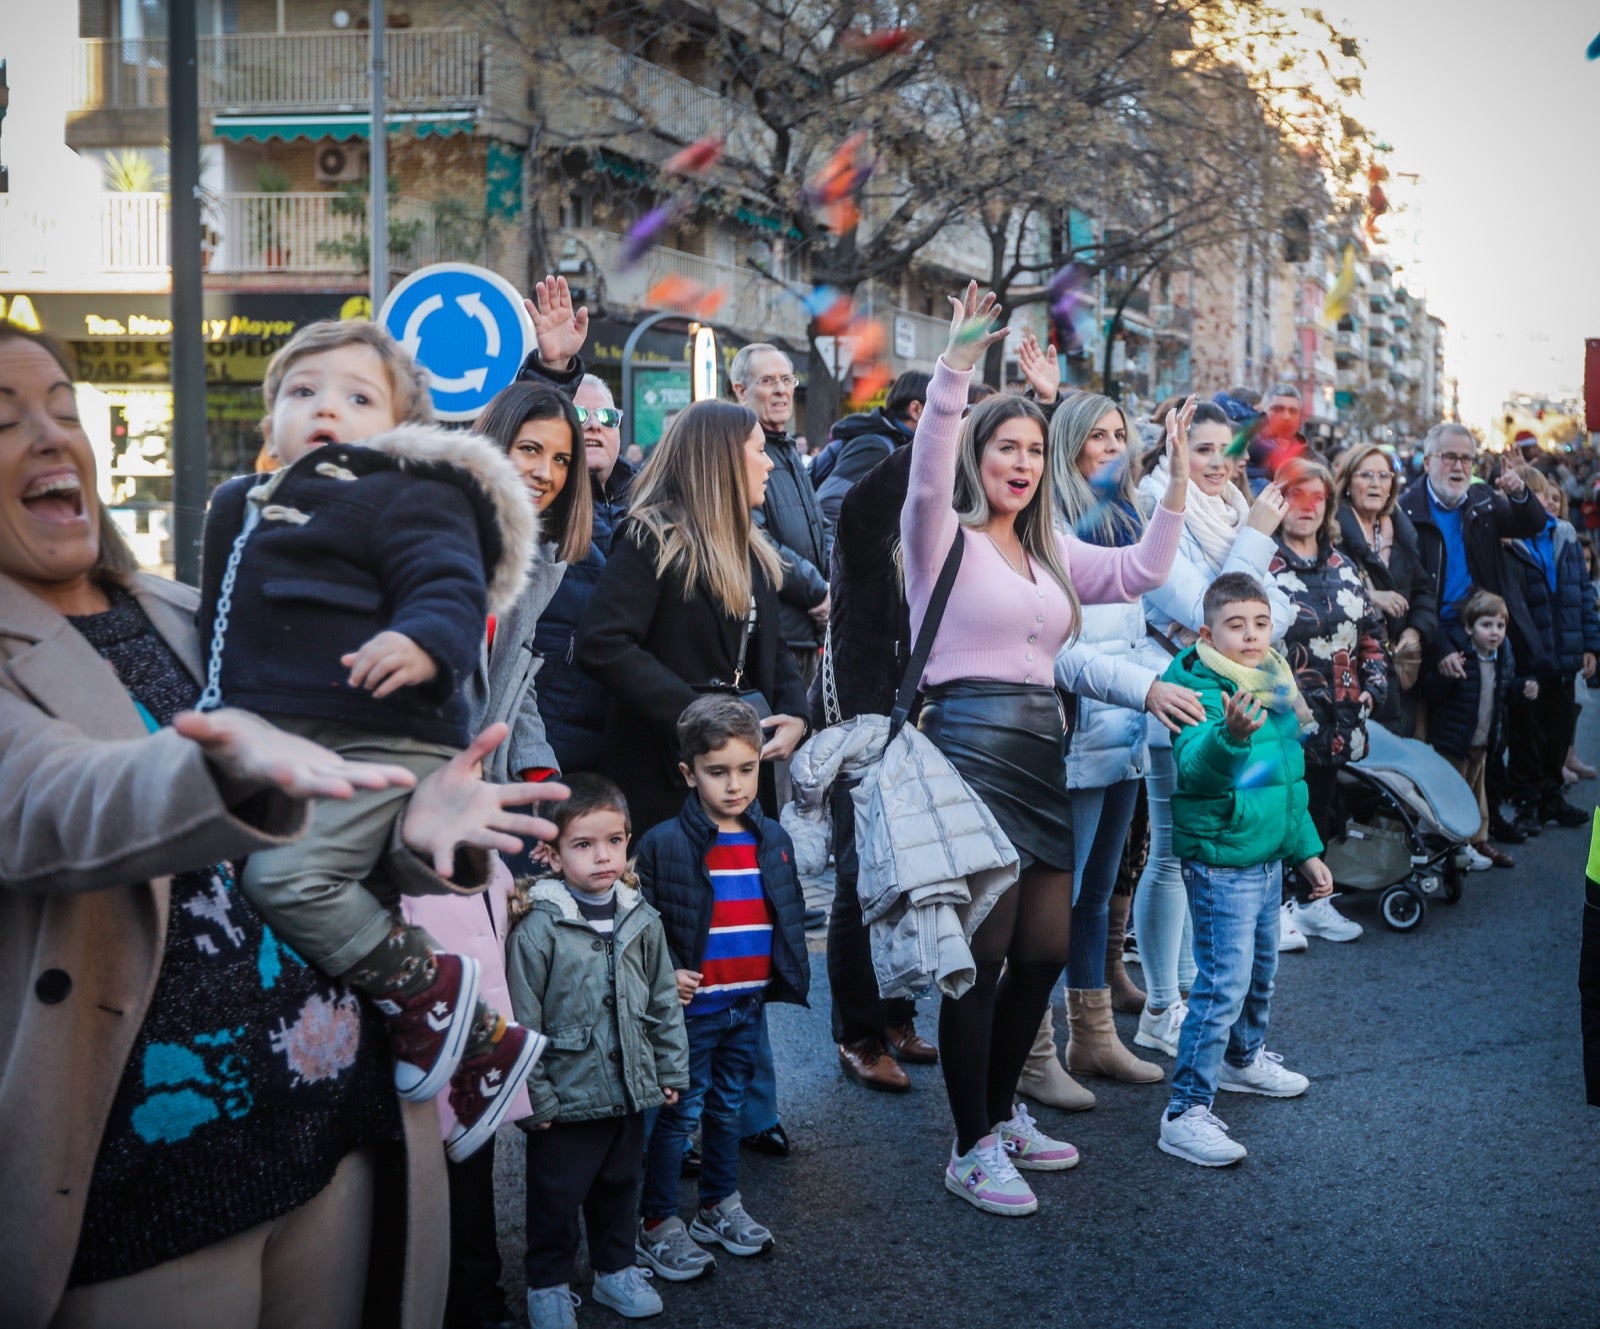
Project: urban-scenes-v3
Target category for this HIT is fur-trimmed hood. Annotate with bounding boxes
[353,424,537,615]
[526,877,642,920]
[256,425,538,615]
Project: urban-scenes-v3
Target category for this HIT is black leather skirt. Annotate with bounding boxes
[918,680,1073,871]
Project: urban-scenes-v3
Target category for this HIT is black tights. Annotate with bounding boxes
[938,864,1074,1153]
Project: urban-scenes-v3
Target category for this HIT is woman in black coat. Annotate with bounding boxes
[1334,443,1438,736]
[576,400,808,835]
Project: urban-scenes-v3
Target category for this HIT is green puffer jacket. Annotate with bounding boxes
[1165,646,1323,869]
[506,880,689,1126]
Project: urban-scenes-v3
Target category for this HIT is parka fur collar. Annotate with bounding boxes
[527,877,642,921]
[258,424,537,615]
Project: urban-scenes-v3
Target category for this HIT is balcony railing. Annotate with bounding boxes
[567,227,805,341]
[0,191,477,280]
[73,30,490,113]
[548,41,776,165]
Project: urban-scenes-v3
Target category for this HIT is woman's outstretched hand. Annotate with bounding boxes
[175,708,419,802]
[1247,482,1289,535]
[1016,331,1059,404]
[402,723,569,877]
[524,274,589,372]
[943,281,1008,374]
[1159,395,1196,511]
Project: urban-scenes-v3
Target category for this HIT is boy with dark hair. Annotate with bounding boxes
[1157,573,1333,1167]
[507,774,689,1327]
[632,695,810,1279]
[1424,589,1522,869]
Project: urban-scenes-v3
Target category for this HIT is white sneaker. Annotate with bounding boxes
[1453,846,1492,873]
[995,1102,1080,1171]
[944,1134,1039,1216]
[1134,1001,1187,1057]
[1158,1104,1247,1167]
[1289,896,1363,942]
[1278,903,1309,952]
[1217,1047,1310,1098]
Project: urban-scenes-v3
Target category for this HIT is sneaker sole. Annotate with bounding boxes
[942,1170,1039,1215]
[1008,1150,1080,1172]
[1217,1077,1308,1099]
[444,1028,548,1163]
[634,1244,715,1282]
[1295,928,1362,942]
[397,956,482,1104]
[591,1285,664,1320]
[687,1219,773,1257]
[1277,934,1309,953]
[1158,1136,1246,1167]
[1133,1031,1180,1057]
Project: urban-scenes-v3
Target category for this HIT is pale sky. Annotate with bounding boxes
[1327,0,1600,431]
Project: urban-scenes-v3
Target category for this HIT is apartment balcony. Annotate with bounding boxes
[69,31,521,147]
[1149,303,1194,338]
[1368,321,1390,346]
[546,41,776,169]
[1333,330,1366,363]
[1335,369,1366,392]
[0,191,474,288]
[566,227,806,342]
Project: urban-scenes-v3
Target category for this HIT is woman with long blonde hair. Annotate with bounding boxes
[577,399,808,833]
[903,284,1185,1217]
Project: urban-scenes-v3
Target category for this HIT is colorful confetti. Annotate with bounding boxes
[839,27,922,57]
[663,134,725,178]
[1323,243,1356,324]
[621,199,690,268]
[814,294,855,336]
[1225,421,1257,458]
[849,362,892,405]
[1237,758,1275,789]
[1589,31,1600,60]
[1046,265,1094,348]
[1087,454,1127,499]
[805,133,877,211]
[1072,499,1116,540]
[844,316,887,362]
[644,275,727,320]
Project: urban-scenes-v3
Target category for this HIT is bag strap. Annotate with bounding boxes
[1145,621,1182,659]
[888,535,965,740]
[731,597,756,689]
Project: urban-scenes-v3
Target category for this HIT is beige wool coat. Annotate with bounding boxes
[0,571,451,1329]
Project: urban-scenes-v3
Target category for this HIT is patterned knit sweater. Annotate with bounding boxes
[65,587,395,1286]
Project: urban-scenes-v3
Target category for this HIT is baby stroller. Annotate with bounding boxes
[1318,722,1481,933]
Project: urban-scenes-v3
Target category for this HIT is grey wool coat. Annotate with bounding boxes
[468,542,565,782]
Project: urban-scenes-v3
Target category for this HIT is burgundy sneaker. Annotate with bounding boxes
[373,952,482,1104]
[446,1022,549,1163]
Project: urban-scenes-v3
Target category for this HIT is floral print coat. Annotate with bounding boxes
[1268,537,1390,768]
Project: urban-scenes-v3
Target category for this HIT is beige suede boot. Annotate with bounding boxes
[1017,1007,1096,1111]
[1106,893,1146,1014]
[1065,988,1164,1083]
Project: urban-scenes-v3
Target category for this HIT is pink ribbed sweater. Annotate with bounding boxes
[902,359,1183,688]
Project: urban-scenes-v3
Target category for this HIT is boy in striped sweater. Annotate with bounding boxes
[633,696,811,1281]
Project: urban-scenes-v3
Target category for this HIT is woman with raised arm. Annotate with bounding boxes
[902,284,1183,1217]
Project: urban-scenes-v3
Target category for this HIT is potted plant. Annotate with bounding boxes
[256,163,291,268]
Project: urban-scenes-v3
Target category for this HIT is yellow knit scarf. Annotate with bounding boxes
[1195,641,1302,715]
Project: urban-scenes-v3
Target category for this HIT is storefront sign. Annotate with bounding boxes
[4,292,363,344]
[632,368,693,451]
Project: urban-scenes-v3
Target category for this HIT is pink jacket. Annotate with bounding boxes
[402,854,532,1136]
[901,358,1182,687]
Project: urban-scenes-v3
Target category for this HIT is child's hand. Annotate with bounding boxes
[661,1087,680,1106]
[674,968,702,1005]
[1524,679,1540,700]
[1223,689,1267,741]
[1436,651,1467,680]
[1299,856,1334,898]
[342,631,438,698]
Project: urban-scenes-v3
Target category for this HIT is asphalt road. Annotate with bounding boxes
[489,706,1600,1329]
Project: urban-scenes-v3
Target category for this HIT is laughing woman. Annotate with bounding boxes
[903,285,1184,1217]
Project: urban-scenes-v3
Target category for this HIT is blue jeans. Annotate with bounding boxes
[1134,747,1197,1009]
[1065,780,1141,989]
[1167,860,1281,1115]
[640,996,763,1217]
[738,1005,778,1136]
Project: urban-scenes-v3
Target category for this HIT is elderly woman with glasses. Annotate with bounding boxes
[1334,445,1438,736]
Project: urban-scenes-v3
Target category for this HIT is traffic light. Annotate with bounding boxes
[0,61,9,193]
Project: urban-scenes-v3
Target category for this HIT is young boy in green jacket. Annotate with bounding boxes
[507,774,689,1326]
[1157,573,1334,1168]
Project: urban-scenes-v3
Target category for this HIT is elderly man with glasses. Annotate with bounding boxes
[1398,422,1548,836]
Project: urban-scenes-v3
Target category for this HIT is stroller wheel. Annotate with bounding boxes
[1380,884,1426,932]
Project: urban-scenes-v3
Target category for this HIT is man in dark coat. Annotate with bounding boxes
[1397,421,1546,838]
[730,343,830,687]
[812,371,929,531]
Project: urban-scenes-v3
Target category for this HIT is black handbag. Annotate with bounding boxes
[696,598,774,721]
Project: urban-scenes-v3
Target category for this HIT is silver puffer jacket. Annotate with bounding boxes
[783,716,1018,999]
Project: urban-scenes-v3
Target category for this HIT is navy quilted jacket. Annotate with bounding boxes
[1504,517,1600,678]
[633,793,810,1007]
[1421,621,1515,759]
[531,544,608,772]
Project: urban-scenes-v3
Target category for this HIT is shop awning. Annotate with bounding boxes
[212,111,476,143]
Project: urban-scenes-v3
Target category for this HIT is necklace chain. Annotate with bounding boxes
[984,531,1029,578]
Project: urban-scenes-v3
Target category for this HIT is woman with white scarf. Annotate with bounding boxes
[1131,401,1295,1060]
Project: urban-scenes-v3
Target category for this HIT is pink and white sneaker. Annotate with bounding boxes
[996,1102,1081,1171]
[944,1133,1038,1216]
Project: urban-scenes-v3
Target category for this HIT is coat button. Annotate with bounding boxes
[592,940,603,952]
[35,969,71,1004]
[603,994,615,1008]
[609,1049,621,1063]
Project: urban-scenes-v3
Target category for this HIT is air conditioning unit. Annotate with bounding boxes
[315,143,367,183]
